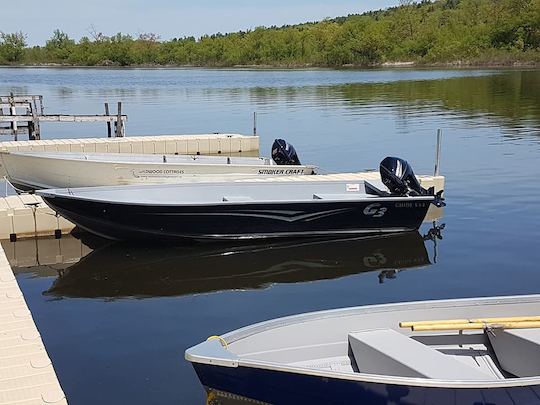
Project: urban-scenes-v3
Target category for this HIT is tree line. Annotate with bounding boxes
[1,0,539,67]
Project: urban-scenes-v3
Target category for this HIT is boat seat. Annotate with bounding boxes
[487,328,540,377]
[222,196,254,202]
[364,180,391,196]
[348,329,496,380]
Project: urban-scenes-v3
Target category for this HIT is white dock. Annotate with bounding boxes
[0,243,67,405]
[0,173,444,240]
[0,134,259,178]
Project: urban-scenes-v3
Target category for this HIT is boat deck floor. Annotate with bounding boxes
[9,151,274,166]
[289,341,505,380]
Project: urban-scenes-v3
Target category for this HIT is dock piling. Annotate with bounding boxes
[105,102,111,137]
[116,101,124,137]
[253,112,257,136]
[434,129,442,176]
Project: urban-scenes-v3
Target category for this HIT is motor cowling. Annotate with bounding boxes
[272,139,301,165]
[380,156,445,207]
[380,156,427,196]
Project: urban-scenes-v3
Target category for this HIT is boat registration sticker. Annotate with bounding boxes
[346,183,360,192]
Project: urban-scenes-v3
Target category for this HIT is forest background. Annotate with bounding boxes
[1,0,539,67]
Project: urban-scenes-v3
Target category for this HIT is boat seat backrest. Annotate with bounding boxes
[487,328,540,377]
[364,180,391,196]
[348,329,495,380]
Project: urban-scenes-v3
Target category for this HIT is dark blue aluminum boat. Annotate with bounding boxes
[36,157,443,242]
[186,295,540,405]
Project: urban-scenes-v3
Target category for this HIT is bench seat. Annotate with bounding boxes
[488,328,540,377]
[349,329,496,380]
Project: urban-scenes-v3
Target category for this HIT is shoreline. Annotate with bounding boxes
[1,60,539,70]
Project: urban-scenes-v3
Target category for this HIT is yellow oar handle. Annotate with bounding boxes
[410,321,540,332]
[400,315,540,329]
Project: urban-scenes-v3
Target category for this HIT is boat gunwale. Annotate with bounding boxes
[36,178,435,206]
[0,150,319,169]
[0,150,318,170]
[37,189,436,207]
[187,294,540,389]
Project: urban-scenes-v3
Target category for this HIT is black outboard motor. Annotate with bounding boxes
[272,139,301,165]
[380,157,445,206]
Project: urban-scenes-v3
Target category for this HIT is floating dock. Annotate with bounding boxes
[0,243,67,405]
[0,133,258,163]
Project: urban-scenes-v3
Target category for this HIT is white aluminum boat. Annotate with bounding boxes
[0,139,316,190]
[186,295,540,405]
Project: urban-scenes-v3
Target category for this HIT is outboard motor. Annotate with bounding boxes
[380,157,445,206]
[272,139,301,165]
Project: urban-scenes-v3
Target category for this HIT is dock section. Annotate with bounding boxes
[0,173,444,240]
[0,134,258,155]
[0,243,67,405]
[0,95,129,140]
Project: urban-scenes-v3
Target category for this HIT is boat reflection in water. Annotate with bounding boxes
[45,226,443,299]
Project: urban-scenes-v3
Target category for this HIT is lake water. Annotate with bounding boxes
[1,67,540,404]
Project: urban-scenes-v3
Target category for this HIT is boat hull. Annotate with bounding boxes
[39,196,431,241]
[0,151,315,190]
[193,363,540,405]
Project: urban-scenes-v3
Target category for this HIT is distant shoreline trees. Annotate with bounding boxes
[1,0,539,67]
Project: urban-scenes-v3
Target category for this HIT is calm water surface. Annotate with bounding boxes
[1,67,540,404]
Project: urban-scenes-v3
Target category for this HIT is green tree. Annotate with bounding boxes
[0,31,26,62]
[45,29,75,61]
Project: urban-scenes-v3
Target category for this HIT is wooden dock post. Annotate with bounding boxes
[105,102,111,137]
[28,100,40,140]
[33,98,41,140]
[116,101,123,137]
[9,92,17,140]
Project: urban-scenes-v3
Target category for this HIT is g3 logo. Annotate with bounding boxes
[363,203,387,218]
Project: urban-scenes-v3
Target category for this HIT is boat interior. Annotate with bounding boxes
[222,297,540,382]
[9,151,277,166]
[43,179,410,204]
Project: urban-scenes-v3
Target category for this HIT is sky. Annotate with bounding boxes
[2,0,399,46]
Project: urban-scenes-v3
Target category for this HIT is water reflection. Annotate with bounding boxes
[205,389,269,405]
[43,228,442,300]
[1,69,538,141]
[210,70,540,137]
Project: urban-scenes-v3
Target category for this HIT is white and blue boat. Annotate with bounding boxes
[186,295,540,405]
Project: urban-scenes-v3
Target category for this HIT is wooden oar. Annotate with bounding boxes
[410,321,540,332]
[400,316,540,329]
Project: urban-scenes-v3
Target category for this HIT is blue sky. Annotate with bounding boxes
[3,0,399,45]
